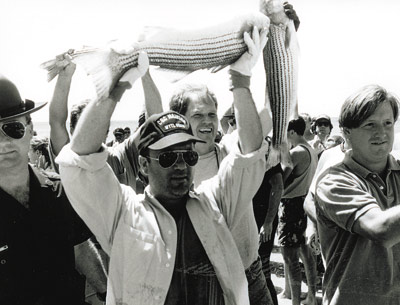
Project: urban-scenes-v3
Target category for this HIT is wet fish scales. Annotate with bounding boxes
[264,23,298,167]
[41,13,269,99]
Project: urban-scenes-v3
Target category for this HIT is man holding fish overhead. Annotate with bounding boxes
[56,25,271,305]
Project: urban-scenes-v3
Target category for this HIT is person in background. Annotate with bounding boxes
[0,74,92,305]
[278,117,318,305]
[300,113,314,142]
[28,136,54,172]
[220,105,236,135]
[324,134,344,150]
[123,126,131,140]
[107,127,124,147]
[315,85,400,304]
[253,163,284,305]
[309,114,333,156]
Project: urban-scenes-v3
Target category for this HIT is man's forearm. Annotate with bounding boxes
[233,87,262,154]
[71,96,117,155]
[304,191,317,223]
[263,175,283,226]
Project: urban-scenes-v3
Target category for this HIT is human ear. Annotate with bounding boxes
[139,155,149,176]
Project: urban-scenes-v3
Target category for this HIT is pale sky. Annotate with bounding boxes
[1,0,400,122]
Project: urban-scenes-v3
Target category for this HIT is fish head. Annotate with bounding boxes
[259,0,289,26]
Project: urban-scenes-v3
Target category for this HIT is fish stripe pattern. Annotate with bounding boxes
[41,13,270,99]
[264,22,298,167]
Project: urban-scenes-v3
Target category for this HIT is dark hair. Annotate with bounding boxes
[30,136,51,165]
[339,85,400,129]
[169,83,218,115]
[288,117,306,136]
[70,100,90,133]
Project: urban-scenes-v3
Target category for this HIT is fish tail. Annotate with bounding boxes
[266,141,292,170]
[266,144,281,170]
[40,59,66,82]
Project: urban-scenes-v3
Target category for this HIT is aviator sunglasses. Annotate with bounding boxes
[147,150,199,168]
[0,121,27,139]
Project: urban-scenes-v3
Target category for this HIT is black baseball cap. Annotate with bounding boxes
[138,111,205,155]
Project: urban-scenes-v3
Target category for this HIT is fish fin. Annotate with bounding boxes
[209,65,229,73]
[285,21,299,50]
[39,58,61,82]
[73,48,117,98]
[154,67,193,83]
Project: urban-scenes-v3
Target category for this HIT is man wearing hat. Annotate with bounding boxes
[56,29,271,304]
[57,107,269,304]
[0,75,93,304]
[309,114,333,156]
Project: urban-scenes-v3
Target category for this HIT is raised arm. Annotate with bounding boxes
[229,26,269,154]
[49,53,76,156]
[70,53,149,155]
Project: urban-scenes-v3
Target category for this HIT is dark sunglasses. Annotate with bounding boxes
[0,121,26,139]
[316,121,330,127]
[147,150,199,168]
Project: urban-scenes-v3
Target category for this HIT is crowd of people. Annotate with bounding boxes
[1,3,400,305]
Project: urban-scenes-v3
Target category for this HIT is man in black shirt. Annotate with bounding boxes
[0,74,92,305]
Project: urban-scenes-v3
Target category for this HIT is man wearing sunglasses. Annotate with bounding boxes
[57,108,270,304]
[309,114,333,156]
[56,25,272,304]
[0,75,93,305]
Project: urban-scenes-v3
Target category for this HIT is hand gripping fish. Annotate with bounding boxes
[260,0,299,168]
[40,13,270,99]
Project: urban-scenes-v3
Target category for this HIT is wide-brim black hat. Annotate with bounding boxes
[0,75,47,122]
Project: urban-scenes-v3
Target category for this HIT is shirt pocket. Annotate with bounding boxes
[111,224,158,284]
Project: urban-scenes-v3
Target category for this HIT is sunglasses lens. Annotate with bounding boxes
[157,151,199,168]
[158,151,180,168]
[183,151,199,166]
[2,122,26,139]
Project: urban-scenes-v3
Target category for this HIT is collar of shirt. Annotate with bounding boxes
[343,151,400,179]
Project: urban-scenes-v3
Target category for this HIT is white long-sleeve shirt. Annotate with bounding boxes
[56,141,269,305]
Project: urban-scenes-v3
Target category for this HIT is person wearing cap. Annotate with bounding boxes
[299,113,314,142]
[314,85,400,304]
[0,75,93,305]
[56,26,272,304]
[123,126,131,140]
[106,127,125,147]
[309,114,333,156]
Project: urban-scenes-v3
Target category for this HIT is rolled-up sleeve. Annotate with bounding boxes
[56,144,128,254]
[198,140,270,228]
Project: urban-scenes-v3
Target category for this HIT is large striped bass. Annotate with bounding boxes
[40,13,270,99]
[261,0,299,168]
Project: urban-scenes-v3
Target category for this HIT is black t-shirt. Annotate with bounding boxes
[0,166,92,305]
